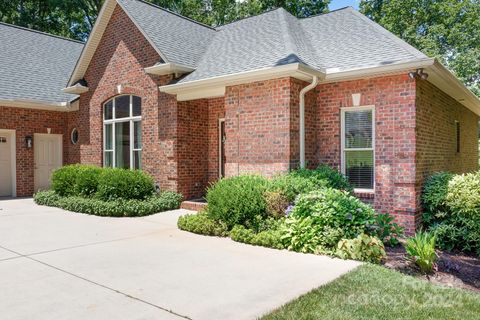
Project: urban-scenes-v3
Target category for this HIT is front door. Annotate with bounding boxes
[0,131,14,197]
[34,134,63,191]
[219,119,226,178]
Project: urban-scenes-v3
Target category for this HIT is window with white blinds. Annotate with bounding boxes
[341,107,374,190]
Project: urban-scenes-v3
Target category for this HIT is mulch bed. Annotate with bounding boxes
[384,244,480,293]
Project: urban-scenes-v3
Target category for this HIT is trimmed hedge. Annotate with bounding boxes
[34,190,182,217]
[230,225,285,250]
[177,213,229,237]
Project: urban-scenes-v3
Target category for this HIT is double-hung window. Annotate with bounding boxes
[103,95,142,169]
[341,106,375,191]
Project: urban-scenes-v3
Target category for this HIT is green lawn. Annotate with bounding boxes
[262,264,480,320]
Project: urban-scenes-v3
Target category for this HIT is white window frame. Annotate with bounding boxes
[103,95,142,169]
[341,105,375,193]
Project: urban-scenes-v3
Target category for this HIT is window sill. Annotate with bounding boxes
[354,189,375,198]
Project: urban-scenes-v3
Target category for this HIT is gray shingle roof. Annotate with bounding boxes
[118,0,217,69]
[0,22,83,104]
[177,7,427,84]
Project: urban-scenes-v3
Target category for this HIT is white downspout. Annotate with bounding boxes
[299,76,318,168]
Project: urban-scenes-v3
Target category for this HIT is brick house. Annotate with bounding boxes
[1,0,479,232]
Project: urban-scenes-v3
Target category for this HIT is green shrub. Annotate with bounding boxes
[96,168,155,201]
[74,165,102,197]
[230,224,285,250]
[51,165,81,196]
[421,171,480,255]
[177,213,229,237]
[33,189,61,206]
[336,234,386,264]
[445,172,480,217]
[280,216,322,253]
[269,173,321,202]
[405,231,437,274]
[422,172,454,224]
[264,191,289,218]
[369,213,404,246]
[292,165,353,193]
[290,189,376,241]
[206,175,269,230]
[34,190,181,217]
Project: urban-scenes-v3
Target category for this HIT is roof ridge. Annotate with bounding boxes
[277,10,300,59]
[0,21,85,44]
[215,7,284,28]
[130,0,216,31]
[300,6,353,20]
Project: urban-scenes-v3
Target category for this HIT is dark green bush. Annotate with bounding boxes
[421,171,480,255]
[230,225,285,250]
[51,165,81,196]
[177,213,229,237]
[34,190,181,217]
[422,172,454,224]
[269,173,321,202]
[369,213,404,246]
[74,165,102,197]
[96,168,155,201]
[292,165,353,193]
[206,175,269,229]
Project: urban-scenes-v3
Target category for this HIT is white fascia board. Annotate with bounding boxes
[426,60,480,116]
[67,0,117,86]
[144,63,194,76]
[62,84,89,94]
[323,58,436,82]
[159,63,325,96]
[0,99,78,112]
[176,87,225,101]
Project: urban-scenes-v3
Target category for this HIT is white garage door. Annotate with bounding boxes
[0,130,15,197]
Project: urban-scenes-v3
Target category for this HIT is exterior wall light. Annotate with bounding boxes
[25,135,33,148]
[408,68,429,80]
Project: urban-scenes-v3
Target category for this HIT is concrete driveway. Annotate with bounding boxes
[0,198,360,320]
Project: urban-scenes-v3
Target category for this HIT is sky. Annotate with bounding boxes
[329,0,360,10]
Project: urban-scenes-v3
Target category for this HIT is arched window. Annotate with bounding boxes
[103,95,142,169]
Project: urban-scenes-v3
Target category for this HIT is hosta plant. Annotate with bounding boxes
[336,233,386,264]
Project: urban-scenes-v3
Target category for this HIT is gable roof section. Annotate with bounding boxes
[178,7,428,84]
[0,22,83,107]
[68,0,216,85]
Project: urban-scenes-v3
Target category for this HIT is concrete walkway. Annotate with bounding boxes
[0,198,360,320]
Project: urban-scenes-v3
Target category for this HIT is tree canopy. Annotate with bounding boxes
[0,0,478,96]
[360,0,480,96]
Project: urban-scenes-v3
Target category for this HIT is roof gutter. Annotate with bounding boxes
[159,63,325,100]
[0,99,78,112]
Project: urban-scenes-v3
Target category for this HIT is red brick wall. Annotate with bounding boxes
[76,4,180,193]
[317,75,419,233]
[415,79,478,196]
[0,106,72,196]
[224,78,296,177]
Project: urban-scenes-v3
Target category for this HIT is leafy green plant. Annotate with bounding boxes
[280,216,322,253]
[74,165,102,197]
[269,172,322,202]
[230,224,285,250]
[336,234,386,264]
[405,231,437,274]
[445,172,480,217]
[264,191,289,218]
[292,165,353,193]
[34,190,181,217]
[290,189,376,240]
[177,213,229,237]
[51,164,81,196]
[421,172,454,224]
[206,175,269,229]
[96,168,156,201]
[369,213,404,246]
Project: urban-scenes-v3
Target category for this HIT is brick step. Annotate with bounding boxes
[180,200,207,211]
